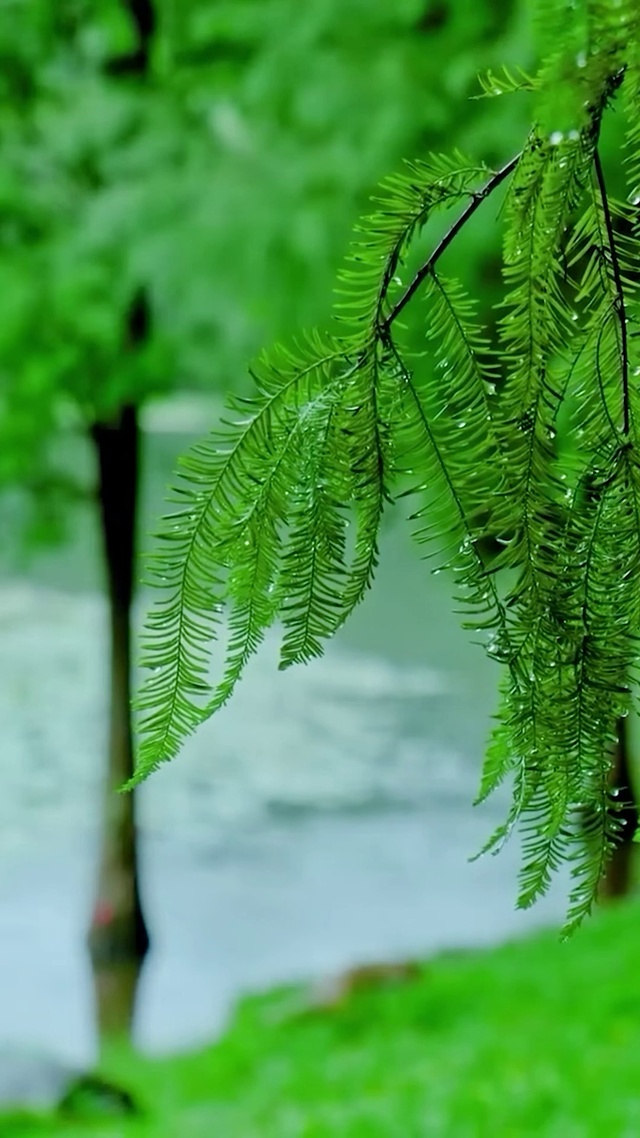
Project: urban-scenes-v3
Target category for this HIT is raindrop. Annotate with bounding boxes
[550,131,564,146]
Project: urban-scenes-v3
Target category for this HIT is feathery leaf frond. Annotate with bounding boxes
[136,4,640,932]
[475,66,538,100]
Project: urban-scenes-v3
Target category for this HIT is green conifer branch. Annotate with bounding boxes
[134,5,640,932]
[381,154,521,334]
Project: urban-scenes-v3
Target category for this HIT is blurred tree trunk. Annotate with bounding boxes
[601,717,638,900]
[85,0,156,1047]
[87,389,149,1038]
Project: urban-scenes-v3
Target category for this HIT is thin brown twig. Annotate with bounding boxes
[381,153,521,334]
[593,147,630,436]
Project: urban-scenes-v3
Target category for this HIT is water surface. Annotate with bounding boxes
[0,416,569,1061]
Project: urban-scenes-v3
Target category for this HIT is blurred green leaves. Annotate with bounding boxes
[0,0,529,547]
[0,0,527,411]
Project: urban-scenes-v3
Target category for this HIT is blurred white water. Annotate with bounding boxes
[0,582,460,854]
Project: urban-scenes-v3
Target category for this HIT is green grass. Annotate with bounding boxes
[3,900,640,1137]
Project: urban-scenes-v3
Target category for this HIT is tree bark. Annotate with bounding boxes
[82,0,157,1046]
[601,716,638,900]
[87,391,149,1041]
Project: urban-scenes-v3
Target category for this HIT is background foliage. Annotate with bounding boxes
[0,0,528,543]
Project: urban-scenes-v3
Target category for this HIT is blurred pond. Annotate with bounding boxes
[0,399,569,1063]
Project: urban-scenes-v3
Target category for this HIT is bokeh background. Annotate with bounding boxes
[0,0,609,1081]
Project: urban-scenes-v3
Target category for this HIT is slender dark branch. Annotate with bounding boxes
[381,153,521,334]
[593,148,630,435]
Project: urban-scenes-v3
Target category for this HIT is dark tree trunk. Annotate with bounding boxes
[87,392,149,1040]
[83,0,157,1045]
[601,716,639,900]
